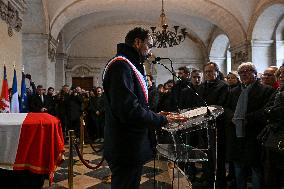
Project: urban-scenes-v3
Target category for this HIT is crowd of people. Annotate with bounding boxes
[13,76,105,142]
[100,27,284,189]
[13,27,283,189]
[145,62,284,189]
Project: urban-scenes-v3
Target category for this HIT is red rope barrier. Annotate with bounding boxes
[74,143,105,170]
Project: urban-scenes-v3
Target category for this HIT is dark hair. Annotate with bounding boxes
[25,74,31,80]
[275,65,284,79]
[178,66,190,74]
[203,62,223,80]
[37,85,43,89]
[146,74,154,81]
[48,87,54,91]
[191,69,201,75]
[96,86,103,90]
[203,62,220,72]
[125,27,150,46]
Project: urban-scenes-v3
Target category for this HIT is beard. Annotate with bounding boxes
[140,52,152,63]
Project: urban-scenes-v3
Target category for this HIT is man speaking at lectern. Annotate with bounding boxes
[103,27,170,189]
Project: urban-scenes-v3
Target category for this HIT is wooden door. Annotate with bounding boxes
[72,77,93,91]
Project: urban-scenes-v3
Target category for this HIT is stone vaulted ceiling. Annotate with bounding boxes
[38,0,284,49]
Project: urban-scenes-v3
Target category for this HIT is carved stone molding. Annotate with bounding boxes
[230,41,251,67]
[48,34,59,62]
[0,0,24,37]
[232,50,249,65]
[73,66,91,77]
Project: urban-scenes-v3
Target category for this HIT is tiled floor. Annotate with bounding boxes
[43,143,191,189]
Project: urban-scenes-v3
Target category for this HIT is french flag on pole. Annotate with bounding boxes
[10,68,19,113]
[0,65,10,113]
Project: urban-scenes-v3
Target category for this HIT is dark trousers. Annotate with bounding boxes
[70,118,81,138]
[234,163,263,189]
[109,162,143,189]
[95,117,104,139]
[0,169,45,189]
[87,115,97,140]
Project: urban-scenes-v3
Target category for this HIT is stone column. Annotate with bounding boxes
[22,33,48,88]
[55,53,67,90]
[65,69,72,87]
[251,40,274,73]
[276,40,284,67]
[22,33,58,89]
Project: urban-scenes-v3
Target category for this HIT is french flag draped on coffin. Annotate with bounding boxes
[0,113,64,182]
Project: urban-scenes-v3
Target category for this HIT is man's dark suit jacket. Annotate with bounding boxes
[103,43,167,165]
[29,94,51,113]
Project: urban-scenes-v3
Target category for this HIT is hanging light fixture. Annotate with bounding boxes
[150,0,187,48]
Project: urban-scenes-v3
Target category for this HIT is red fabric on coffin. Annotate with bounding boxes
[13,113,64,182]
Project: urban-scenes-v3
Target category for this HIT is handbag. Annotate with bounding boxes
[258,122,284,155]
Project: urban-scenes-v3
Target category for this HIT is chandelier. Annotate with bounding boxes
[150,0,187,48]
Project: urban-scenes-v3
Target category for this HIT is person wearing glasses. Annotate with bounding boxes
[102,27,170,189]
[226,62,275,189]
[261,66,279,89]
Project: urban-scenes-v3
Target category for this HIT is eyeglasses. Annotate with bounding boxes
[238,69,253,75]
[204,70,215,74]
[262,73,274,77]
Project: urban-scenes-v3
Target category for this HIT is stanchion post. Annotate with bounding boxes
[80,115,85,154]
[68,130,75,189]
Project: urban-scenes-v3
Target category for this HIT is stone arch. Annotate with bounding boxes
[50,0,246,46]
[247,0,284,40]
[209,32,230,74]
[64,20,207,58]
[249,2,284,72]
[70,64,92,74]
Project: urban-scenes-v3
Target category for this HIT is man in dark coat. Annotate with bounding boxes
[171,66,191,111]
[226,62,275,189]
[29,85,52,113]
[196,62,229,188]
[68,86,83,138]
[103,27,169,189]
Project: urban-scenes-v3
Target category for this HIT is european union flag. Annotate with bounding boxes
[20,72,28,113]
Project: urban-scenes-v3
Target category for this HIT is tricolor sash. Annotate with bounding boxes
[103,56,148,103]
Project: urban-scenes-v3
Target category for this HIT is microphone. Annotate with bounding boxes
[152,57,169,64]
[155,57,168,62]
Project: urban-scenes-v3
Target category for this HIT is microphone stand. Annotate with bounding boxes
[152,59,211,116]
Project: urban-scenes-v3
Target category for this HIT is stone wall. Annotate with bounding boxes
[0,20,22,93]
[64,24,205,86]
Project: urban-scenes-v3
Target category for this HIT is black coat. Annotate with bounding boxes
[68,94,83,121]
[225,81,275,165]
[88,95,105,120]
[171,79,191,111]
[29,94,51,113]
[103,43,167,165]
[179,83,201,109]
[148,85,159,112]
[197,80,229,107]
